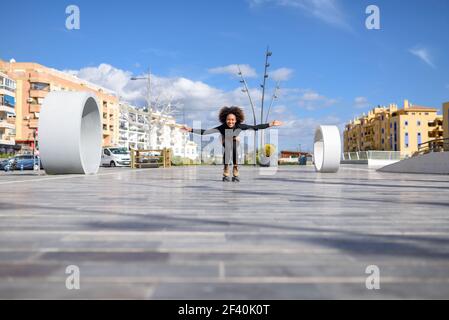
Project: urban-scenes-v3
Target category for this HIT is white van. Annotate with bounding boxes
[101,147,131,167]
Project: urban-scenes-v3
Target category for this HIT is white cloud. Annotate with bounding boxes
[66,63,339,151]
[208,64,257,78]
[248,0,350,30]
[297,89,337,110]
[409,46,435,68]
[354,96,369,109]
[279,114,342,151]
[66,64,262,126]
[269,67,294,81]
[66,64,140,101]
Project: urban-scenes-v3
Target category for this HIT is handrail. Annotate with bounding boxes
[342,151,403,161]
[417,138,449,155]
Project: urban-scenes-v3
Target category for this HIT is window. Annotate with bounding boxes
[31,82,50,91]
[4,78,16,90]
[381,128,384,134]
[2,95,15,107]
[405,121,408,126]
[405,133,409,148]
[417,121,421,126]
[417,133,422,146]
[381,138,384,145]
[110,148,128,155]
[104,149,111,156]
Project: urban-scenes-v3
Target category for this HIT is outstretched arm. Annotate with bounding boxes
[181,125,220,136]
[240,120,284,131]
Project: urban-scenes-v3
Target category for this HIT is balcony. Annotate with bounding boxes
[29,73,52,84]
[29,89,49,99]
[28,119,39,129]
[0,86,15,94]
[428,130,443,139]
[0,137,15,146]
[29,104,41,113]
[0,105,15,114]
[0,94,15,107]
[428,119,443,127]
[103,124,110,135]
[0,121,15,129]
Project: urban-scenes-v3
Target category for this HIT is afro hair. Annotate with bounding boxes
[218,106,245,124]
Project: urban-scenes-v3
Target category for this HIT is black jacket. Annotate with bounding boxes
[191,123,270,137]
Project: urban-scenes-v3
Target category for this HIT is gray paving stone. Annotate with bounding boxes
[1,165,449,299]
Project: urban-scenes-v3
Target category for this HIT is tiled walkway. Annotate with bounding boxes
[1,165,449,299]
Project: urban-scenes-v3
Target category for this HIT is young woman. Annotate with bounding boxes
[182,106,283,182]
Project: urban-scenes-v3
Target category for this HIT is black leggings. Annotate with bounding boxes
[223,138,239,166]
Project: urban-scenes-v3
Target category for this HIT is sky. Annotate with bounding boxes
[1,0,448,151]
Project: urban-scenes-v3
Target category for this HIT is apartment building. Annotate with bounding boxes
[344,100,443,157]
[118,103,151,150]
[444,102,449,151]
[118,103,198,161]
[0,72,18,153]
[0,60,119,153]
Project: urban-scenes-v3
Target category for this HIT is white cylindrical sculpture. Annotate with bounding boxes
[314,125,341,173]
[39,92,102,175]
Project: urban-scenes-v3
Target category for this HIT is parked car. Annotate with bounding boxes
[0,158,13,170]
[3,155,43,171]
[101,147,131,167]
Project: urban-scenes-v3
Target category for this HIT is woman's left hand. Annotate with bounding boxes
[270,120,284,127]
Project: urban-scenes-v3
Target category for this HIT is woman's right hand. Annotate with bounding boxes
[181,125,192,132]
[270,120,284,127]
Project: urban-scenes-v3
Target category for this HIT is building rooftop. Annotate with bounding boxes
[0,60,117,97]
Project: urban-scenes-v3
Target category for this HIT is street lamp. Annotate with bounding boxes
[236,47,275,166]
[130,67,152,111]
[237,65,258,166]
[265,81,280,123]
[260,46,272,125]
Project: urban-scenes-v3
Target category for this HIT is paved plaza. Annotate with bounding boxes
[1,165,449,299]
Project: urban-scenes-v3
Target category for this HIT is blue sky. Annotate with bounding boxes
[1,0,448,150]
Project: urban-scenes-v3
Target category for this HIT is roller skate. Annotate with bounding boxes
[232,166,240,182]
[223,165,231,182]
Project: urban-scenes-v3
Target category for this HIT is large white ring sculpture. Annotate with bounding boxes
[39,92,102,175]
[313,125,341,173]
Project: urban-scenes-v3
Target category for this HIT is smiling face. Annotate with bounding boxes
[226,113,237,128]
